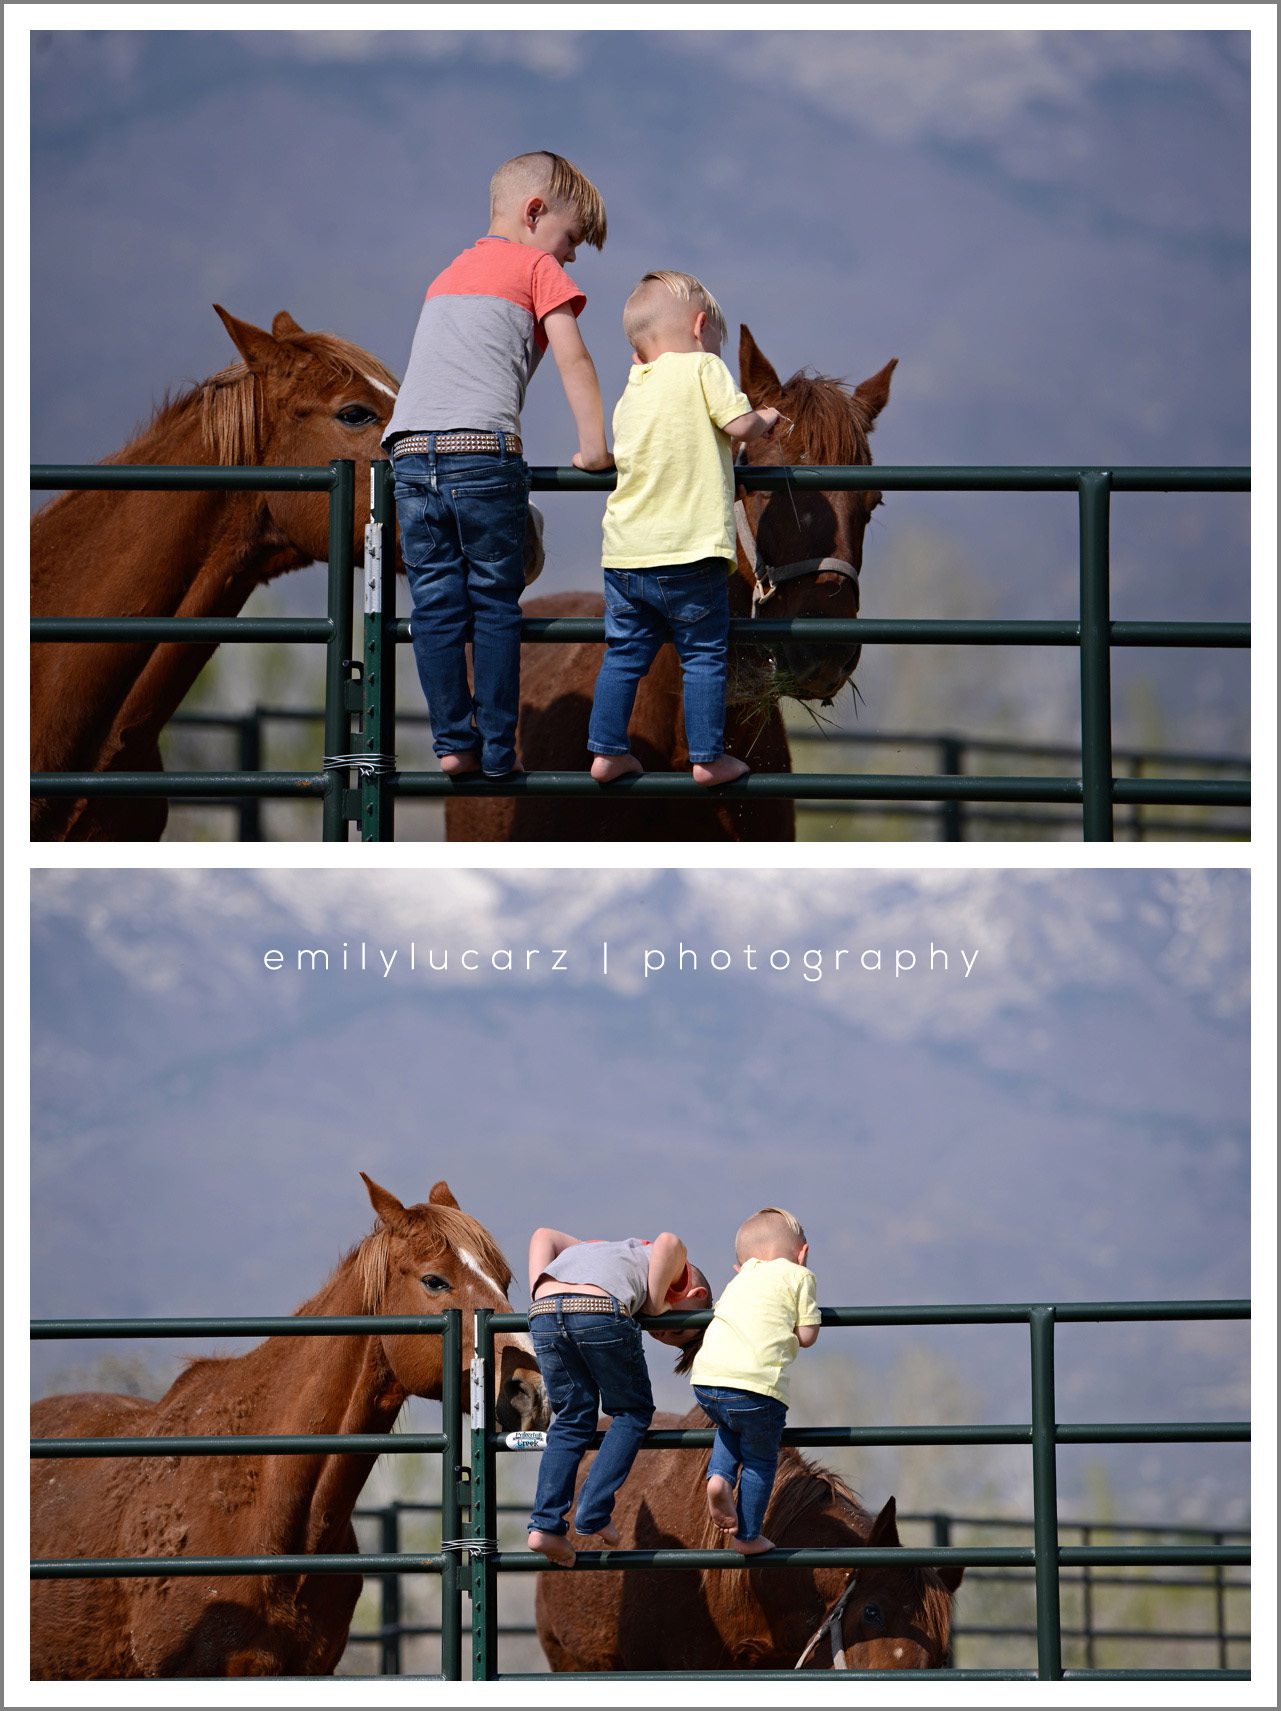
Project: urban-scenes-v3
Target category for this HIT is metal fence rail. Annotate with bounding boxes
[31,461,1249,841]
[29,1303,1250,1682]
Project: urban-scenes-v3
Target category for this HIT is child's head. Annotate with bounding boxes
[735,1207,808,1266]
[646,1262,713,1372]
[488,151,607,263]
[622,271,728,362]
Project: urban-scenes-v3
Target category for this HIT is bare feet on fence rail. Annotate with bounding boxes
[590,754,644,783]
[528,1529,576,1566]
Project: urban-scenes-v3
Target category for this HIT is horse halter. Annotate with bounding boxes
[733,471,861,620]
[793,1568,861,1671]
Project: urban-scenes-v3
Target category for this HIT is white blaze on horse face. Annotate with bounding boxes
[458,1248,511,1307]
[458,1247,536,1356]
[362,371,398,400]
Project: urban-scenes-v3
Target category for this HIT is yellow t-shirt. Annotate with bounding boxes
[601,350,752,570]
[689,1257,821,1405]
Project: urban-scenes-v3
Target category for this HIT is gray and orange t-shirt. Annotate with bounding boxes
[383,237,586,445]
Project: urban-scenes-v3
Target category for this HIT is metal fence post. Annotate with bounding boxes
[1029,1306,1063,1678]
[440,1309,463,1680]
[940,738,965,840]
[379,1504,402,1677]
[1078,471,1115,840]
[360,460,397,842]
[322,458,356,841]
[469,1308,498,1681]
[1081,1522,1095,1670]
[234,714,263,841]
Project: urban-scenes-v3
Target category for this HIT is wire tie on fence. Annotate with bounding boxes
[440,1537,497,1558]
[323,752,398,779]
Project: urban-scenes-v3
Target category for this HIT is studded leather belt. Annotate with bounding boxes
[391,431,523,457]
[528,1295,621,1317]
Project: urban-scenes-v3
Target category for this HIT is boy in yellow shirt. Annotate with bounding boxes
[587,271,780,787]
[688,1207,821,1554]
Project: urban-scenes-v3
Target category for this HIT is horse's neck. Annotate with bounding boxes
[173,1260,411,1553]
[32,403,302,620]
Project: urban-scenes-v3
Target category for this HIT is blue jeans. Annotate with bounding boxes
[587,559,732,764]
[528,1301,655,1537]
[693,1385,788,1543]
[393,446,530,776]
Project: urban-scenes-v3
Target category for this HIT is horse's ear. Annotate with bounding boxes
[867,1495,901,1548]
[214,305,280,373]
[739,325,783,406]
[428,1181,461,1210]
[852,358,898,430]
[272,311,304,339]
[360,1171,411,1234]
[937,1561,965,1592]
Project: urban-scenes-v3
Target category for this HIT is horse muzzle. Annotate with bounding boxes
[751,556,862,700]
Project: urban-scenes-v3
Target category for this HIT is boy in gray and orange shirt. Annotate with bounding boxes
[384,151,612,779]
[525,1228,710,1566]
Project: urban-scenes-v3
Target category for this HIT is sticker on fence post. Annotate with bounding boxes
[363,521,382,615]
[503,1431,548,1450]
[470,1350,485,1429]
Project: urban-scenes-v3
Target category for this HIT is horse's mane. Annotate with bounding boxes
[108,330,400,468]
[689,1442,867,1555]
[778,369,875,467]
[698,1445,955,1657]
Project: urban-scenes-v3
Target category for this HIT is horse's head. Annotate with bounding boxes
[735,325,896,704]
[797,1497,962,1671]
[211,307,545,586]
[358,1173,549,1432]
[211,306,400,567]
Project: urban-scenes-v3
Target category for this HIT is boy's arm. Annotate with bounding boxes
[723,405,781,443]
[542,306,613,471]
[528,1227,581,1296]
[642,1232,689,1316]
[795,1268,821,1347]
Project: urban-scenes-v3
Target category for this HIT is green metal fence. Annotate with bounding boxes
[346,1500,1250,1674]
[160,706,1251,842]
[31,461,1250,841]
[32,1299,1242,1681]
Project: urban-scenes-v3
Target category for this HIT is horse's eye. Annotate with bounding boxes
[862,1602,884,1628]
[421,1274,451,1293]
[336,404,379,427]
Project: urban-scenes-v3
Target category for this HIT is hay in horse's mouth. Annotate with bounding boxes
[726,653,860,727]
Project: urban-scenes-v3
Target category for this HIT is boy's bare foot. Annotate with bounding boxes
[528,1529,576,1567]
[591,754,643,783]
[730,1532,775,1556]
[706,1475,739,1534]
[439,751,481,777]
[576,1520,621,1547]
[692,755,750,788]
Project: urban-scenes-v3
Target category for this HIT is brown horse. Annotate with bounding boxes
[448,328,896,841]
[536,1408,960,1672]
[30,1177,548,1679]
[30,305,404,841]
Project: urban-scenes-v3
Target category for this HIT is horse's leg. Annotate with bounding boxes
[60,740,170,842]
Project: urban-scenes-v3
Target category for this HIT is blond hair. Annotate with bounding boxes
[735,1207,806,1263]
[621,270,727,351]
[489,151,607,249]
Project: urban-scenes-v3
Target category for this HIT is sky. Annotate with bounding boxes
[21,21,1257,758]
[28,866,1251,1524]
